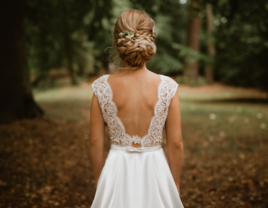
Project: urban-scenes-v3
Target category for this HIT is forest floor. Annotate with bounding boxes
[1,77,268,208]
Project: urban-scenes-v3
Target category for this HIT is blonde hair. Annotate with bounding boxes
[112,10,156,70]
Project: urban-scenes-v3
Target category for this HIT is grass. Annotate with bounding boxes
[177,86,268,208]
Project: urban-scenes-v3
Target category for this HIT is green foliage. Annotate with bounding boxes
[24,0,268,90]
[202,0,268,90]
[24,0,113,85]
[131,0,188,74]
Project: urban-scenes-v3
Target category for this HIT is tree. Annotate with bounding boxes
[211,0,268,92]
[205,3,216,83]
[183,0,201,81]
[132,0,185,75]
[0,1,43,123]
[25,0,113,85]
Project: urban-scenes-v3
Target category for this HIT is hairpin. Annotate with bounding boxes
[118,31,140,44]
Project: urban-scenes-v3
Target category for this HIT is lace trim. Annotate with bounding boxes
[91,74,178,147]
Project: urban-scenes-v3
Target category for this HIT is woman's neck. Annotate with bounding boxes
[117,63,148,76]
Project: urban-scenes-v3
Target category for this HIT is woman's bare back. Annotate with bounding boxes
[108,69,161,147]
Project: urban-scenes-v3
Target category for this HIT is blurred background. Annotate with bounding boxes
[0,0,268,207]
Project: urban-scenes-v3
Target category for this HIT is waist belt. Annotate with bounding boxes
[111,144,162,153]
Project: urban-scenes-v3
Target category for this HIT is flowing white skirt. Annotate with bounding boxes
[91,144,184,208]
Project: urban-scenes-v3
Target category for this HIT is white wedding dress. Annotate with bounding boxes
[91,74,184,208]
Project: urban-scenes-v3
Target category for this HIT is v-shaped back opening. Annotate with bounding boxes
[106,74,162,146]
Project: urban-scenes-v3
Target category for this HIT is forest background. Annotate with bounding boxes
[1,0,268,122]
[1,0,268,207]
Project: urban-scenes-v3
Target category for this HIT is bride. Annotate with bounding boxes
[89,9,184,208]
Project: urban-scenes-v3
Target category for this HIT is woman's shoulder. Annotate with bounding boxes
[93,74,109,83]
[91,74,110,97]
[92,74,110,86]
[146,70,177,83]
[159,74,179,86]
[158,74,179,101]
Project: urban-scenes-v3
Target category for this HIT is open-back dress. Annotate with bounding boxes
[90,74,184,208]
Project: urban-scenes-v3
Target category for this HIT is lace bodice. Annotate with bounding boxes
[91,74,178,147]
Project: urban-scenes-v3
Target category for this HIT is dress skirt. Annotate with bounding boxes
[91,144,184,208]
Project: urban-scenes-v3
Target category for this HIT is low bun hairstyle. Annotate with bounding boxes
[113,10,156,69]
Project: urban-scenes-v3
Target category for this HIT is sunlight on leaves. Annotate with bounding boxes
[239,153,245,159]
[228,116,237,123]
[209,113,216,120]
[260,123,266,129]
[256,113,263,119]
[209,136,214,142]
[219,131,225,137]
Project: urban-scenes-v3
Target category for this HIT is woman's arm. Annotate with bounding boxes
[165,89,184,195]
[89,94,105,184]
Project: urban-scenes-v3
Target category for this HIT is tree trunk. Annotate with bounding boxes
[0,0,43,124]
[183,0,201,81]
[64,34,78,85]
[62,3,78,85]
[205,3,216,83]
